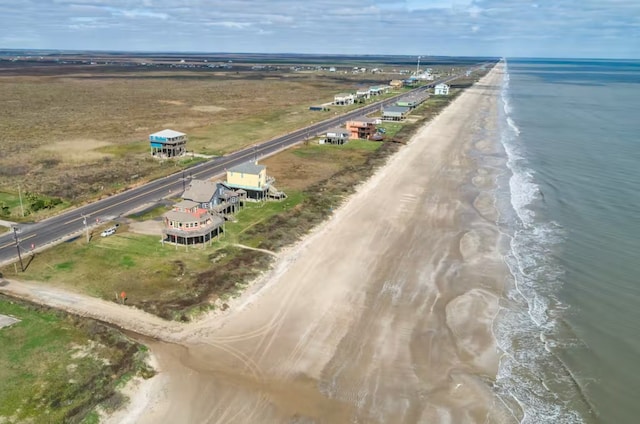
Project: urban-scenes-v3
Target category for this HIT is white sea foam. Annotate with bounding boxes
[492,60,586,423]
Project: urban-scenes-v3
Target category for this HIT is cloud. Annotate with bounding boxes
[206,21,253,29]
[0,0,638,58]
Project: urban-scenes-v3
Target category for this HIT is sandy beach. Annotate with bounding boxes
[2,64,512,423]
[125,64,512,423]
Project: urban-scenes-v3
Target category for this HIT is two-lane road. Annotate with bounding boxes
[0,65,489,266]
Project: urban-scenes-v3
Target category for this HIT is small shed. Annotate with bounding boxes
[150,129,187,158]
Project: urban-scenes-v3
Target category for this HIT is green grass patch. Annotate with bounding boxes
[54,261,74,271]
[0,296,154,423]
[377,122,403,139]
[224,191,306,247]
[0,190,71,222]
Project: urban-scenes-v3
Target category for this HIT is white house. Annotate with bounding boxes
[334,93,355,105]
[434,83,450,96]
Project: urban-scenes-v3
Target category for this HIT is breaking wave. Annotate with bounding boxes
[492,60,588,423]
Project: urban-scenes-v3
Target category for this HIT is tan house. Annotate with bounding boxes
[225,161,279,200]
[389,79,404,89]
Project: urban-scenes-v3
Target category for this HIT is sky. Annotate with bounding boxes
[1,0,639,58]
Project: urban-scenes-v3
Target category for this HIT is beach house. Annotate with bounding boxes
[346,118,377,140]
[149,129,187,158]
[324,127,351,144]
[162,200,224,245]
[182,179,243,215]
[334,93,355,106]
[434,83,450,96]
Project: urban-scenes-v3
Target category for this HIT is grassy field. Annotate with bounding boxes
[0,66,406,209]
[0,296,153,423]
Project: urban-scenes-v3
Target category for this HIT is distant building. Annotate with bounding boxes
[382,106,411,121]
[162,200,224,245]
[334,93,355,106]
[395,92,429,109]
[389,79,404,89]
[346,118,377,140]
[149,129,187,158]
[323,127,350,145]
[355,88,370,102]
[368,85,389,96]
[434,83,450,96]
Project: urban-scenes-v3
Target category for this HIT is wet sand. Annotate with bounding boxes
[114,64,512,423]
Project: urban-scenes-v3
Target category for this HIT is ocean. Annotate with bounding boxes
[492,59,640,423]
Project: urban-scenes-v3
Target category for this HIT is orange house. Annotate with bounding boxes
[346,118,377,140]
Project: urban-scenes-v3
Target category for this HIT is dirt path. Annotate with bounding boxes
[1,65,514,423]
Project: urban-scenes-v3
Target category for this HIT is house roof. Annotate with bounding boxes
[228,162,265,175]
[436,83,449,88]
[150,129,186,139]
[347,117,376,125]
[335,93,353,98]
[383,106,411,114]
[163,210,223,227]
[182,179,218,203]
[174,200,200,210]
[220,190,239,199]
[164,210,200,222]
[327,127,350,136]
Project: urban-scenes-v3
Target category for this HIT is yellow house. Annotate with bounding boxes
[226,162,267,195]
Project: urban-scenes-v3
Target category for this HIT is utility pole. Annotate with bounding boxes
[17,184,24,217]
[12,226,24,272]
[81,214,89,243]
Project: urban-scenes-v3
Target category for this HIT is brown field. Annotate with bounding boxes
[0,66,406,206]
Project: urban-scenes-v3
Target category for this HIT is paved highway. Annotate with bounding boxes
[0,65,489,266]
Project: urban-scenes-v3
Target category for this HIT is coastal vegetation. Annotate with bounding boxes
[0,64,418,217]
[0,70,488,319]
[0,295,154,423]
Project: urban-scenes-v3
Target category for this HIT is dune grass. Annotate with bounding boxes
[0,296,153,423]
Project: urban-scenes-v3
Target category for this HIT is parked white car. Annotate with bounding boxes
[101,228,116,237]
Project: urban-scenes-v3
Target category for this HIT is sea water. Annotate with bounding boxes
[492,59,640,423]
